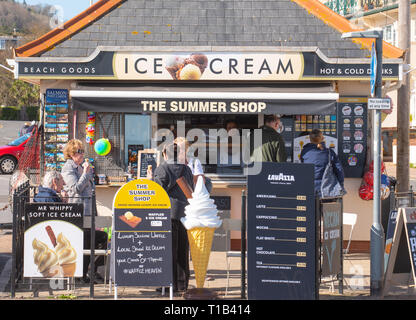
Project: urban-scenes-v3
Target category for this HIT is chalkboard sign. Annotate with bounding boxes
[138,149,160,178]
[337,98,367,178]
[384,208,416,295]
[321,201,342,277]
[112,179,172,289]
[247,162,316,300]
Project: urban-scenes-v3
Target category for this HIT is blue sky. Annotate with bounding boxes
[16,0,90,21]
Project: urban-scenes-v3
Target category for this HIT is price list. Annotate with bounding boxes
[247,163,316,300]
[337,98,367,178]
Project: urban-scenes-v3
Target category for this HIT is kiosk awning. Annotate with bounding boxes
[70,83,339,115]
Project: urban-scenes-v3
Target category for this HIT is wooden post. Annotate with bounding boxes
[396,0,411,192]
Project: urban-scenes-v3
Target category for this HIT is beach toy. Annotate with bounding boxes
[94,138,111,156]
[86,112,96,145]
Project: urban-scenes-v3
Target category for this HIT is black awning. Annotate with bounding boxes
[70,83,338,115]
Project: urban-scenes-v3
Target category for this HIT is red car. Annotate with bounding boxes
[0,133,31,174]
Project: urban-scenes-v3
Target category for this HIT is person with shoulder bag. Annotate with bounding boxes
[300,129,345,198]
[148,141,194,293]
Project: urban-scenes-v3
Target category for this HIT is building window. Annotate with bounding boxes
[0,40,5,50]
[413,20,416,42]
[383,24,397,46]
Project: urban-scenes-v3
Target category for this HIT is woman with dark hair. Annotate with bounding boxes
[152,142,194,293]
[300,129,345,196]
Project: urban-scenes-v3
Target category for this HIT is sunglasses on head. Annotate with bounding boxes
[76,149,85,154]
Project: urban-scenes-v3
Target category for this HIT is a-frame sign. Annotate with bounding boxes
[383,207,416,296]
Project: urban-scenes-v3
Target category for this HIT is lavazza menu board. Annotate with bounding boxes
[247,162,316,300]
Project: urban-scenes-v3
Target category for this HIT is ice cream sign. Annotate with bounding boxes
[113,52,303,80]
[23,203,84,278]
[16,48,400,81]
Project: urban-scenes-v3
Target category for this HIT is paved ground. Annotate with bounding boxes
[0,152,414,300]
[0,229,415,301]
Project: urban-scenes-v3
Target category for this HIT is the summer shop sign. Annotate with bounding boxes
[112,179,172,287]
[113,52,303,81]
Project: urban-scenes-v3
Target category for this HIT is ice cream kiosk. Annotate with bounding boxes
[13,0,405,255]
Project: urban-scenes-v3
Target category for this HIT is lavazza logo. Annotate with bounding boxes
[267,173,295,182]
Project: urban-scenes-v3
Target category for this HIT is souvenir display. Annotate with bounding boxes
[44,89,69,172]
[86,112,96,145]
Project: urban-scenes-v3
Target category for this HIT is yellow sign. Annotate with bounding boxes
[113,179,171,209]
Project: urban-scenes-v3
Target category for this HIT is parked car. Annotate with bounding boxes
[0,133,31,174]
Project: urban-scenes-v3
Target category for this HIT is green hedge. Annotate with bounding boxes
[26,106,39,121]
[0,106,20,120]
[0,106,39,121]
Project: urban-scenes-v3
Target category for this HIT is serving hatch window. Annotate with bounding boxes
[157,113,258,175]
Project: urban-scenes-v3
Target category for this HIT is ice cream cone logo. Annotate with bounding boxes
[166,53,208,80]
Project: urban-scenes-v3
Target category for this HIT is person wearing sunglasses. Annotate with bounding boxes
[61,139,107,283]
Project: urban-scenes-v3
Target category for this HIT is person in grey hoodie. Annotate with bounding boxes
[61,139,107,283]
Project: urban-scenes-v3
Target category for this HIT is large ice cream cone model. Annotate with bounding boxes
[181,176,222,289]
[187,227,215,288]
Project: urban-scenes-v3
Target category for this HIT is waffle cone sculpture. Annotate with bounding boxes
[187,227,216,288]
[180,176,222,290]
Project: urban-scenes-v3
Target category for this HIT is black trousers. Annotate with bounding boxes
[83,229,108,277]
[171,219,189,291]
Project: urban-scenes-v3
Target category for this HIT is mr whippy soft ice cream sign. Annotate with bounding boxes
[24,203,83,278]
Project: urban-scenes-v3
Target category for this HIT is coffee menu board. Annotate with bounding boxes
[112,179,172,288]
[137,149,159,178]
[44,89,69,171]
[337,99,367,178]
[247,162,316,300]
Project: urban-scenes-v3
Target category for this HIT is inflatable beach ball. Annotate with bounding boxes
[94,138,111,156]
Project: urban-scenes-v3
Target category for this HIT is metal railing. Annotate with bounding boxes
[10,185,99,298]
[324,0,399,16]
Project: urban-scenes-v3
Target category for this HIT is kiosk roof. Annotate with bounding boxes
[15,0,403,59]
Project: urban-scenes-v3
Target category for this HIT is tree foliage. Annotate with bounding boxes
[0,0,51,108]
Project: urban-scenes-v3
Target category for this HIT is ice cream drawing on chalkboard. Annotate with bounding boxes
[119,211,142,228]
